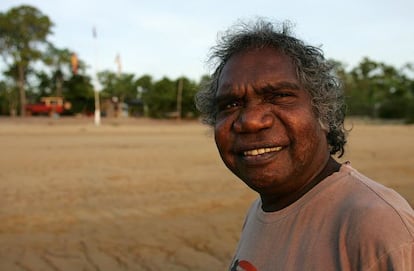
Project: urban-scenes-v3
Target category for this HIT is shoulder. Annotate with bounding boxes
[336,165,414,269]
[338,165,414,237]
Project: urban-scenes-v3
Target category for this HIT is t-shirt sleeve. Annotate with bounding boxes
[366,242,414,271]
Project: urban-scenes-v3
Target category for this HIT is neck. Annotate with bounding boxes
[261,156,341,212]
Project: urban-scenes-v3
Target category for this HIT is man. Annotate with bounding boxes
[195,19,414,270]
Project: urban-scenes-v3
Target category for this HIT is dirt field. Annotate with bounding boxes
[0,117,413,271]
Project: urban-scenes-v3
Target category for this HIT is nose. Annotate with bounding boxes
[233,104,274,133]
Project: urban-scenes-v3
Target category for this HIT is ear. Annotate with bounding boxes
[318,119,329,133]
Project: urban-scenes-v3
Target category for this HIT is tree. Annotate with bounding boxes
[346,58,398,117]
[0,5,53,116]
[97,70,138,102]
[138,75,201,119]
[0,79,18,116]
[142,77,176,118]
[136,74,153,93]
[376,63,414,120]
[335,57,414,121]
[176,76,199,118]
[64,74,95,115]
[134,74,154,117]
[43,45,74,97]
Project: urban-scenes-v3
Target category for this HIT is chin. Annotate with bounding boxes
[240,173,288,192]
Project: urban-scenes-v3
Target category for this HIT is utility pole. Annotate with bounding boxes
[176,78,183,120]
[115,53,122,76]
[92,26,100,126]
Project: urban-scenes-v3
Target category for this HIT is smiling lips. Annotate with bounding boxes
[243,146,283,156]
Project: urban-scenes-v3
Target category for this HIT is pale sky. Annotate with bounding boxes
[1,0,414,81]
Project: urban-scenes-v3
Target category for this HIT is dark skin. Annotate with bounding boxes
[214,47,341,212]
[262,156,341,212]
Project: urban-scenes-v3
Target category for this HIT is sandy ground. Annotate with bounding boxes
[0,117,413,271]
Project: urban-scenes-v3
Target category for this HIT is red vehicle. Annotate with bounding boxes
[25,97,71,116]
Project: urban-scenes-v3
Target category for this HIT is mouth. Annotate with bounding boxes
[243,146,283,157]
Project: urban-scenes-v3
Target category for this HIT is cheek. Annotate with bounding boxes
[214,121,230,153]
[214,119,239,172]
[214,115,234,143]
[299,124,327,161]
[289,115,326,155]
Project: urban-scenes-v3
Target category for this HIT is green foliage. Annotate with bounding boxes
[137,76,201,118]
[0,5,53,116]
[0,5,53,62]
[63,74,95,114]
[0,79,18,115]
[136,75,153,93]
[378,97,409,119]
[0,4,92,116]
[97,70,138,101]
[35,71,53,96]
[335,57,414,122]
[142,77,176,118]
[0,81,10,114]
[42,45,76,97]
[178,77,200,118]
[405,99,414,124]
[1,4,414,123]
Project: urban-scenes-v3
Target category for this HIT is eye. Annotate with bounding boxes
[272,92,292,98]
[265,91,294,104]
[217,99,242,112]
[225,101,240,109]
[261,83,298,104]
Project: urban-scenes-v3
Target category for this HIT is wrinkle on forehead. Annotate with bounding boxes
[218,48,297,85]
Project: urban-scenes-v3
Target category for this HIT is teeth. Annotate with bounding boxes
[243,146,282,156]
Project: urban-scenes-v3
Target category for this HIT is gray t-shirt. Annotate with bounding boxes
[229,164,414,271]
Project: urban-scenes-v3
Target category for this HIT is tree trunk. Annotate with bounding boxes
[176,78,183,120]
[18,63,26,117]
[9,98,17,117]
[56,76,63,97]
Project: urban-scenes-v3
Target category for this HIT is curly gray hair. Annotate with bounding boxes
[195,19,347,157]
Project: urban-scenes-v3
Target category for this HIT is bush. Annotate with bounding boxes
[405,98,414,124]
[378,97,408,119]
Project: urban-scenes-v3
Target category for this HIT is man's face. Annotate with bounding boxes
[214,47,329,197]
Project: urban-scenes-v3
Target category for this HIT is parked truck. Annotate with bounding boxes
[25,97,71,116]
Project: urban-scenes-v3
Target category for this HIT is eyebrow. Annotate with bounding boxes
[214,93,240,106]
[214,82,240,101]
[257,81,301,93]
[216,81,301,98]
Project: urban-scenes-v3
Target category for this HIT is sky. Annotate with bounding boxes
[1,0,414,81]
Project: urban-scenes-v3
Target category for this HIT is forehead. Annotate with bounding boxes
[217,47,298,92]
